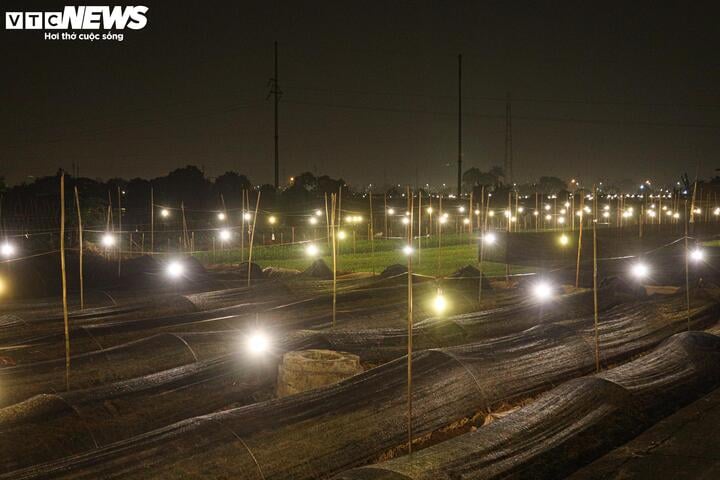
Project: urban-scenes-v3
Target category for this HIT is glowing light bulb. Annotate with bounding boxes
[402,217,410,225]
[160,208,170,218]
[602,211,610,218]
[218,229,231,242]
[0,242,16,258]
[402,245,414,255]
[337,230,347,240]
[101,233,116,248]
[558,216,566,225]
[309,217,318,225]
[545,214,552,221]
[532,282,553,301]
[559,234,569,246]
[268,216,277,225]
[315,209,323,217]
[243,212,252,221]
[458,206,465,213]
[217,212,226,221]
[463,218,470,225]
[483,232,497,245]
[426,207,433,214]
[306,244,319,257]
[690,248,704,262]
[388,208,395,215]
[432,293,447,314]
[489,211,495,217]
[631,262,649,279]
[166,260,184,278]
[246,331,270,355]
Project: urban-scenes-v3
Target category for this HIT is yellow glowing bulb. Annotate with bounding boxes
[337,230,347,240]
[559,234,569,246]
[432,293,447,314]
[268,216,277,224]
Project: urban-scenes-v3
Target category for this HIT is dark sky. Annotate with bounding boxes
[2,1,719,187]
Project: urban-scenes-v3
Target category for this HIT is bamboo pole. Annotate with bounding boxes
[325,192,330,248]
[575,194,585,288]
[247,191,261,287]
[406,186,414,454]
[331,193,337,326]
[150,187,154,255]
[384,193,388,240]
[592,186,599,372]
[73,186,84,311]
[369,192,375,274]
[60,174,70,390]
[117,186,122,276]
[241,190,246,263]
[417,192,421,264]
[685,199,691,330]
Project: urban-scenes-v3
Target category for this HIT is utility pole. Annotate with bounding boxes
[457,54,463,197]
[269,41,281,190]
[505,92,513,185]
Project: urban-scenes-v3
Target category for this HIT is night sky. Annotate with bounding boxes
[2,1,719,187]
